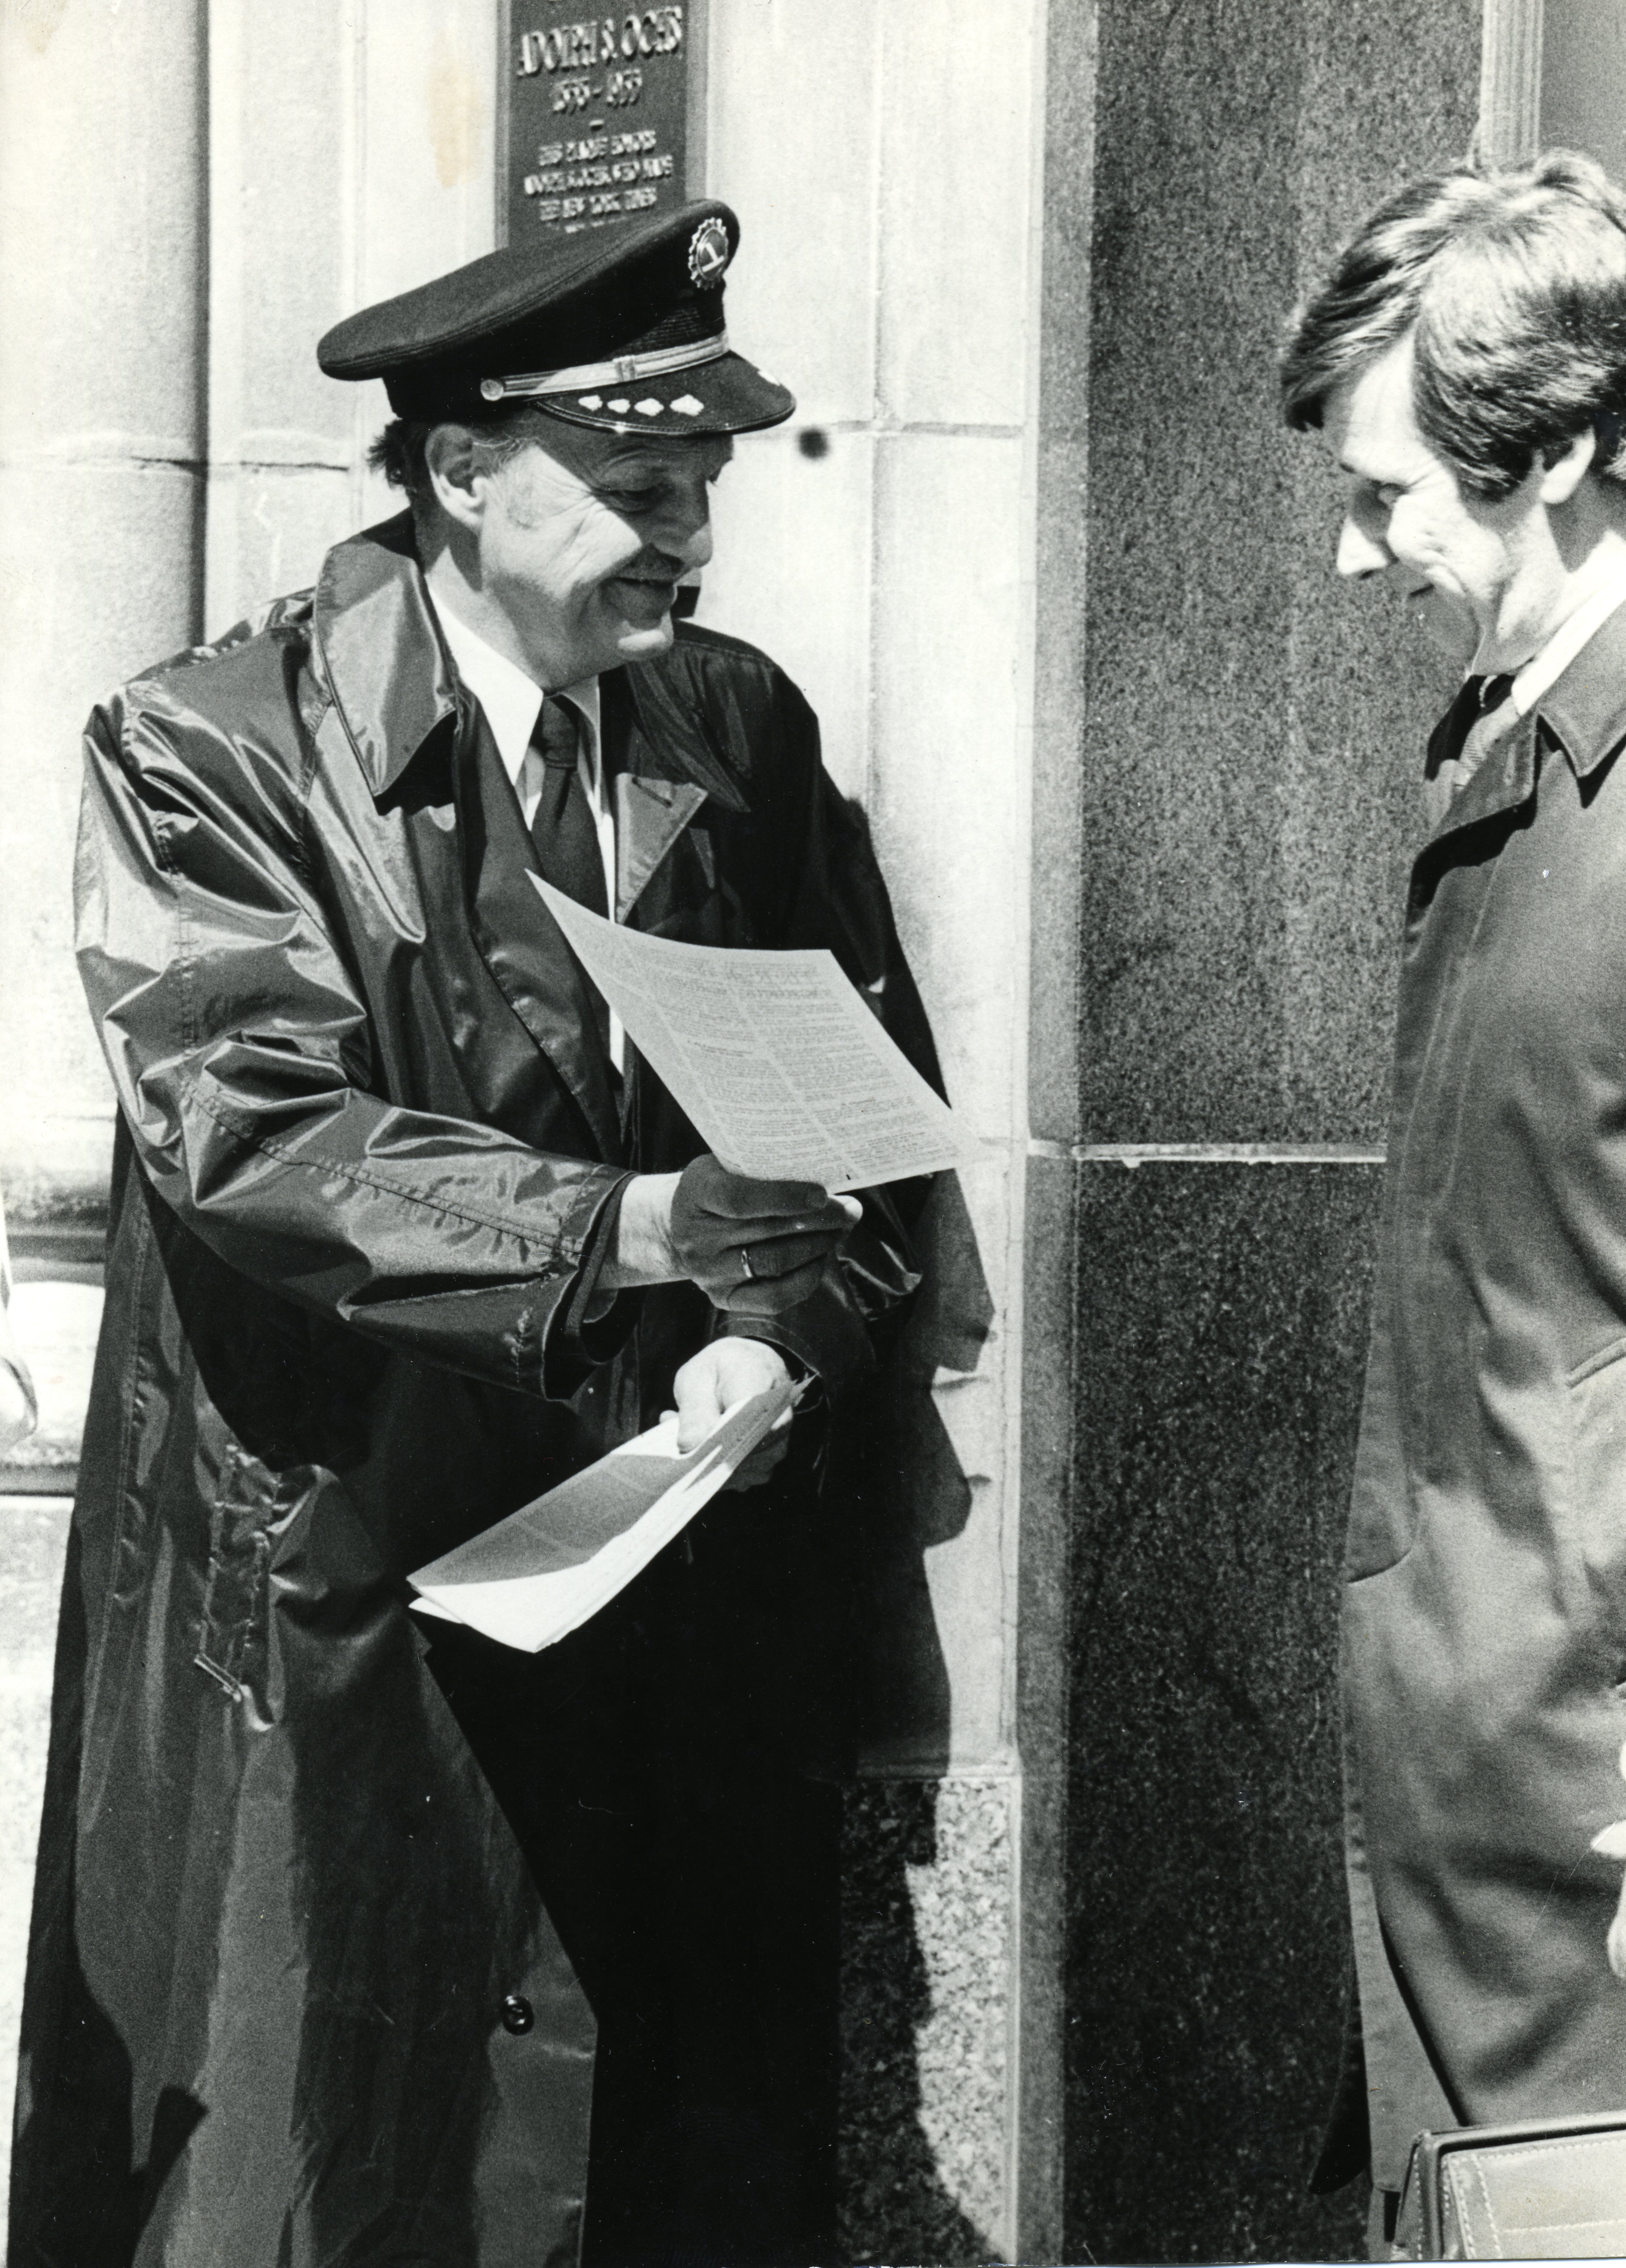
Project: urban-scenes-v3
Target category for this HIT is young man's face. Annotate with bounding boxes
[474,418,733,686]
[1324,334,1552,673]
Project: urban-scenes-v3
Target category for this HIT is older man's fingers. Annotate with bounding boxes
[712,1255,829,1315]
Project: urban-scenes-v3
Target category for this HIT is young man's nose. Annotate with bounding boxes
[1336,512,1391,580]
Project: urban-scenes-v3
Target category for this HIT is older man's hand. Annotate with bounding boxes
[604,1155,860,1316]
[668,1336,796,1488]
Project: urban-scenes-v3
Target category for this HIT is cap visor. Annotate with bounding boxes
[530,351,794,438]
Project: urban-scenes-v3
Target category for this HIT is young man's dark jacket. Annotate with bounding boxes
[1320,603,1626,2202]
[8,515,937,2268]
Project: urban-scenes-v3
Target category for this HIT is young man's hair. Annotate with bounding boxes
[1280,149,1626,499]
[368,403,562,503]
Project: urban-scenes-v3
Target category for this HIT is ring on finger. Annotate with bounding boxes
[739,1246,756,1281]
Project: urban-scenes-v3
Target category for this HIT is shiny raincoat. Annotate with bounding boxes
[9,516,934,2267]
[1339,603,1626,2193]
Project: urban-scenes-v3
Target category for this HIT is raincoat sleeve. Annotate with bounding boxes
[75,688,625,1398]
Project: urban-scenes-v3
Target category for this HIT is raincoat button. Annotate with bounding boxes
[499,1993,535,2035]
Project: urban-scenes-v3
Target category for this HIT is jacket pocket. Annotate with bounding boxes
[193,1442,272,1705]
[1342,1333,1419,1581]
[1562,1336,1626,1655]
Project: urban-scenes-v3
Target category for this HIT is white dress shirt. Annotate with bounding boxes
[1510,553,1626,715]
[431,598,625,1070]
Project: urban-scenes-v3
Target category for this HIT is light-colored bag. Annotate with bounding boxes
[1393,2112,1626,2259]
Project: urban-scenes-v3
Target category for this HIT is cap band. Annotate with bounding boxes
[479,331,730,402]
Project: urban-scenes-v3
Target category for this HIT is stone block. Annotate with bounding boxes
[0,1,206,456]
[2,1284,103,1488]
[0,457,200,1184]
[209,0,358,455]
[1542,0,1626,178]
[1064,1158,1380,2263]
[204,464,358,640]
[359,0,499,300]
[872,430,1027,1142]
[0,1498,72,2218]
[700,425,874,803]
[704,0,881,426]
[839,1775,1015,2265]
[877,0,1040,431]
[1070,0,1478,1144]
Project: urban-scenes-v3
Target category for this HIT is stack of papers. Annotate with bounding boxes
[409,1376,802,1652]
[534,879,979,1192]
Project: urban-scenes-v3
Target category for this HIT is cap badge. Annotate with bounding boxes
[688,218,730,288]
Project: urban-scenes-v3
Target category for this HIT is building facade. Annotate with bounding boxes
[1,1,1619,2260]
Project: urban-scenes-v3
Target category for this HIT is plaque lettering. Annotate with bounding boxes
[502,0,699,241]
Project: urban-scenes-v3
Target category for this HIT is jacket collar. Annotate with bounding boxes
[1421,599,1626,850]
[1530,593,1626,782]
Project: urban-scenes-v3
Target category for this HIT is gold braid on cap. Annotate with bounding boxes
[479,332,731,402]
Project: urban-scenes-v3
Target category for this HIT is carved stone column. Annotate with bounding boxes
[0,0,208,1221]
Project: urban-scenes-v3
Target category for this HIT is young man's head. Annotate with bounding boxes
[319,200,789,685]
[1282,151,1626,669]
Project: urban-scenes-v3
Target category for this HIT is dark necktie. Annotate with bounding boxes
[529,694,608,918]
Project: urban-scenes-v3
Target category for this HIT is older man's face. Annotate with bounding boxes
[1324,333,1548,673]
[476,418,732,686]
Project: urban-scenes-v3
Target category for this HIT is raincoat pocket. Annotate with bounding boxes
[1563,1335,1626,1657]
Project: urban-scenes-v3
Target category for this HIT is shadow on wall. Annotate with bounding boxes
[827,1172,1007,2266]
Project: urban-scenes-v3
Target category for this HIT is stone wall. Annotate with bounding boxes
[701,6,1047,2254]
[1032,0,1481,2257]
[0,4,1047,2254]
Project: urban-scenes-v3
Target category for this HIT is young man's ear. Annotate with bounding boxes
[1538,424,1597,506]
[424,424,489,532]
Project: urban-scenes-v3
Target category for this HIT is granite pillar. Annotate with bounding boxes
[1032,0,1482,2258]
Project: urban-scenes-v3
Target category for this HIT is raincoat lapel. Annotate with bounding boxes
[601,660,745,921]
[615,773,707,919]
[313,517,624,1163]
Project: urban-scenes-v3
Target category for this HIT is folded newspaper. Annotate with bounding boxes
[533,878,979,1192]
[408,1375,802,1652]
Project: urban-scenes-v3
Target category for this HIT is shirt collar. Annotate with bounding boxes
[429,596,602,788]
[1510,556,1626,717]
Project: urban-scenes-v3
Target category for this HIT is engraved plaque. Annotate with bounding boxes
[499,4,705,245]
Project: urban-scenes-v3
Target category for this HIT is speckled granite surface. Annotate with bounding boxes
[838,1776,1014,2268]
[1066,1164,1380,2264]
[1074,0,1478,1145]
[1044,0,1484,2257]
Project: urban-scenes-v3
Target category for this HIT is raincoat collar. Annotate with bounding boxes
[312,514,458,796]
[310,513,752,827]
